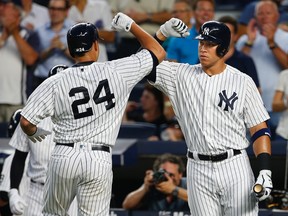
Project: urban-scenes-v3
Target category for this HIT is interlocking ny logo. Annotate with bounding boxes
[218,90,238,111]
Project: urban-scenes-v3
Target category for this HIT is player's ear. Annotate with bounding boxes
[93,41,99,52]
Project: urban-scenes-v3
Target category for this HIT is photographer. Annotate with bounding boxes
[122,153,189,211]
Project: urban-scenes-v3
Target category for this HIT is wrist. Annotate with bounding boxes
[171,186,179,197]
[257,153,271,171]
[147,13,152,22]
[268,42,277,50]
[244,40,254,47]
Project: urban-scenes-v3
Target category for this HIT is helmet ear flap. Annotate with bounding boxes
[216,44,229,57]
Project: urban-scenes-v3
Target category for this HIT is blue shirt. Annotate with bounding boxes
[31,19,75,78]
[226,49,260,88]
[142,178,189,211]
[238,1,288,25]
[166,26,199,64]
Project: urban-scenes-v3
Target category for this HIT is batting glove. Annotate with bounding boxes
[253,170,273,201]
[111,12,134,32]
[28,126,51,143]
[160,18,190,38]
[8,189,27,215]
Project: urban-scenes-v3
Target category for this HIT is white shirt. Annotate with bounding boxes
[275,69,288,139]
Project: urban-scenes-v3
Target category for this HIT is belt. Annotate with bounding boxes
[187,149,241,162]
[31,179,44,186]
[56,143,110,153]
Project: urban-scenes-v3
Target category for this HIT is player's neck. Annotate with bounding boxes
[203,61,226,76]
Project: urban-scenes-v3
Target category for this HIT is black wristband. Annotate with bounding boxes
[154,34,164,45]
[257,152,271,171]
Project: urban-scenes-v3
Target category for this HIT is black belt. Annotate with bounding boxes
[31,179,44,186]
[187,149,241,162]
[56,143,110,153]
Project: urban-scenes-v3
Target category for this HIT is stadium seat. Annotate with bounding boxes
[118,122,156,139]
[0,122,8,138]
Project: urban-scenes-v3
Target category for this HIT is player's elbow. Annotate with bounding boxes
[155,47,166,63]
[20,116,35,135]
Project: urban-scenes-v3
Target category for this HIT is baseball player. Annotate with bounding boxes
[8,66,77,216]
[148,21,273,215]
[19,13,189,215]
[0,109,30,216]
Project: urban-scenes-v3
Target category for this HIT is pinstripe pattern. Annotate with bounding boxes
[10,118,54,184]
[187,151,258,215]
[21,49,154,215]
[9,118,77,216]
[43,146,112,215]
[151,61,270,215]
[0,153,30,200]
[153,62,269,154]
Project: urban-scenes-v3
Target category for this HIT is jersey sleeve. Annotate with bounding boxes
[112,49,154,90]
[21,77,56,125]
[243,77,270,128]
[148,60,178,97]
[9,125,30,152]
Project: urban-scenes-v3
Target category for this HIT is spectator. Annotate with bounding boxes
[163,0,193,51]
[219,15,261,92]
[238,0,288,38]
[109,0,175,58]
[123,84,167,138]
[149,118,185,141]
[166,0,215,64]
[0,0,38,122]
[122,153,189,211]
[20,0,50,31]
[68,0,115,62]
[272,69,288,140]
[236,0,288,139]
[31,0,75,89]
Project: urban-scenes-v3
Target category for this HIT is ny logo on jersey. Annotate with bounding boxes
[218,90,238,111]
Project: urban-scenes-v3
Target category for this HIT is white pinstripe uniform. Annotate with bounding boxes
[21,49,154,216]
[150,62,270,215]
[0,152,30,216]
[9,118,77,216]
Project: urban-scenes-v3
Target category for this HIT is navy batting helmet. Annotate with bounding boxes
[48,64,68,77]
[195,21,230,57]
[7,109,22,138]
[67,22,99,58]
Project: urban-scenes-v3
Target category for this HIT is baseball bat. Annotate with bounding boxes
[253,184,265,196]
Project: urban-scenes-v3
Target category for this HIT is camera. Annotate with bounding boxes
[152,168,168,184]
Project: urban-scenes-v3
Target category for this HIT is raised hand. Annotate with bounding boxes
[111,12,134,32]
[160,18,190,38]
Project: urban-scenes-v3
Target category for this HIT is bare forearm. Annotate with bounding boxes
[130,22,165,62]
[20,116,37,136]
[177,187,188,202]
[122,184,149,209]
[12,31,38,66]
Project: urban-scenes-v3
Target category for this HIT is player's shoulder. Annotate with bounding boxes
[226,64,255,83]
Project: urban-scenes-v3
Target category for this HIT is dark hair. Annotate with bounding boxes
[153,153,185,174]
[49,0,70,9]
[192,0,215,10]
[143,84,164,113]
[218,15,238,34]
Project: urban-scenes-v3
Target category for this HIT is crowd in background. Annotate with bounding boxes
[0,0,288,213]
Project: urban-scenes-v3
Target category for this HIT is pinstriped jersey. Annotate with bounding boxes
[9,117,54,184]
[21,50,154,146]
[151,62,270,154]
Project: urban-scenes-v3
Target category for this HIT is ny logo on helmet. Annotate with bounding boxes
[203,27,219,36]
